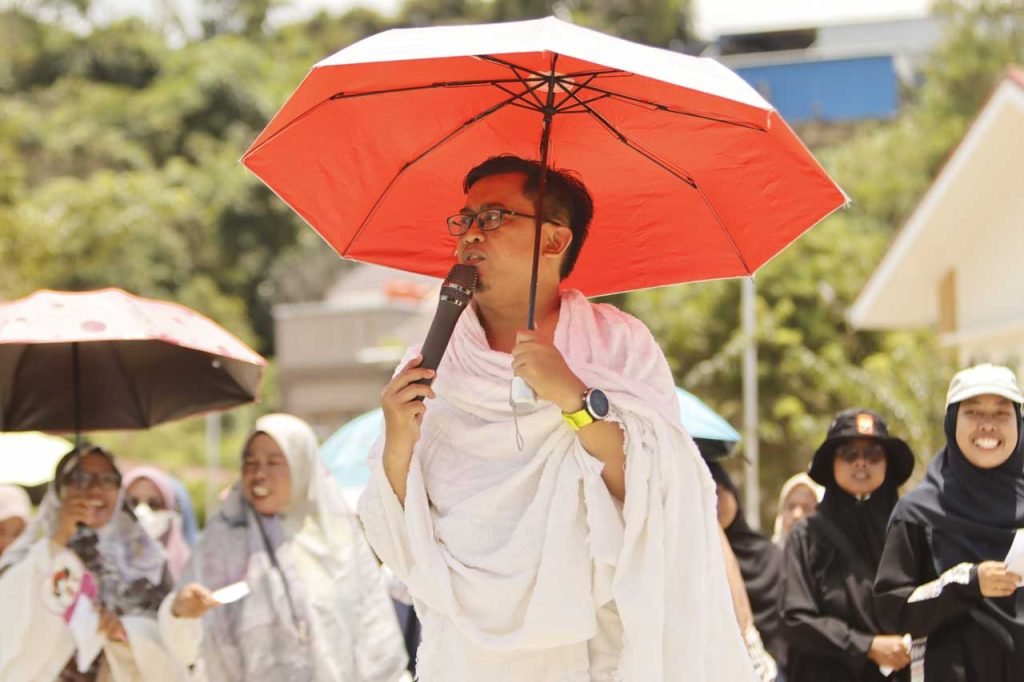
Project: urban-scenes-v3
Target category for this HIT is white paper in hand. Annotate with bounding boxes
[877,634,912,677]
[68,594,105,673]
[211,581,251,604]
[1004,529,1024,580]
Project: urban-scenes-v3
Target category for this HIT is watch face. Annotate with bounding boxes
[587,389,610,419]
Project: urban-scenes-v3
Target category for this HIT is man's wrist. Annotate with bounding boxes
[555,377,588,413]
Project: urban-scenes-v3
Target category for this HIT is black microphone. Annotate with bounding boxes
[413,264,478,395]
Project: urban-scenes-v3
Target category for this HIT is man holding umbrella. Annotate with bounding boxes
[359,155,755,681]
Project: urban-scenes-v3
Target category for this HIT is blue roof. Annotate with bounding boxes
[734,55,900,123]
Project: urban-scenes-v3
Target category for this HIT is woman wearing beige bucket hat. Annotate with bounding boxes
[875,363,1024,681]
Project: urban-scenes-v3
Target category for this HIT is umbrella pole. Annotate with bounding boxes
[526,72,558,331]
[510,73,557,409]
[72,342,83,448]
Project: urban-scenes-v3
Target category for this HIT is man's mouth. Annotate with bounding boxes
[851,471,871,480]
[973,437,1001,451]
[462,253,485,265]
[87,499,105,509]
[251,485,270,499]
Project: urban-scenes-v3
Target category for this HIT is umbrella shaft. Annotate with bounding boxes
[526,67,559,331]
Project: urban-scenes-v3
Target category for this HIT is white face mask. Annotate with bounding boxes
[133,503,178,540]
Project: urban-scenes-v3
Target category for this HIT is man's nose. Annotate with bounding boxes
[461,226,485,243]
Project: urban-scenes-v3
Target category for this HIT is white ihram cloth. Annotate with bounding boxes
[359,290,755,681]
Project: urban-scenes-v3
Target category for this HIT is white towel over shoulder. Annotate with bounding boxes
[359,290,755,682]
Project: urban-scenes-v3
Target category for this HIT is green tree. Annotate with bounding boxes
[624,0,1023,524]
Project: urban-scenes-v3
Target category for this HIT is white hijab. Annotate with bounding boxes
[181,413,406,682]
[771,472,824,544]
[0,448,167,612]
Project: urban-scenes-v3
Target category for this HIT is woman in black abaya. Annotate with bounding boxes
[780,409,914,682]
[708,462,785,666]
[875,364,1024,681]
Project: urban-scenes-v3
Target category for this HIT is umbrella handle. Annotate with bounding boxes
[509,376,537,409]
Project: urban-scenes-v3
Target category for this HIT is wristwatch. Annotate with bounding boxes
[562,388,610,431]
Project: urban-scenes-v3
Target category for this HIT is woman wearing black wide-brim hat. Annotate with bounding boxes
[779,408,914,682]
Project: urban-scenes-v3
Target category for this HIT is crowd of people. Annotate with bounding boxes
[0,154,1021,682]
[1,361,1019,681]
[712,364,1024,682]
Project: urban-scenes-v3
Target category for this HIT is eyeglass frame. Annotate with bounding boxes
[446,207,566,237]
[834,441,887,465]
[64,469,122,492]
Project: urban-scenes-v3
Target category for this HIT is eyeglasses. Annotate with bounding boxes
[835,442,886,464]
[446,208,564,236]
[65,470,122,492]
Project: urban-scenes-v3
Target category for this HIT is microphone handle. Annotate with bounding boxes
[411,299,467,399]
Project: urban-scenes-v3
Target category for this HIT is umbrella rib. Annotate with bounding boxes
[342,93,524,255]
[477,55,761,130]
[248,78,541,156]
[583,85,767,131]
[569,96,754,273]
[477,55,624,82]
[574,96,697,187]
[329,77,541,100]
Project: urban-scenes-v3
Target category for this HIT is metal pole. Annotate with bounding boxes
[205,412,222,520]
[742,277,761,529]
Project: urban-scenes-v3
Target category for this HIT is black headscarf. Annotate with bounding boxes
[708,463,783,642]
[891,403,1024,650]
[817,474,899,574]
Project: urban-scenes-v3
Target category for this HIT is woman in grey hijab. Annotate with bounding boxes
[159,413,408,681]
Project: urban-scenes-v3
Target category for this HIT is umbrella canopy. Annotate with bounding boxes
[321,386,738,491]
[0,431,71,486]
[0,288,266,433]
[243,16,846,298]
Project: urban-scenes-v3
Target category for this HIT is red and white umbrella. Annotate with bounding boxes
[242,16,847,318]
[0,288,265,434]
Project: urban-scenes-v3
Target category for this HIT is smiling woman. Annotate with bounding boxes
[877,364,1024,681]
[159,413,409,681]
[0,444,178,682]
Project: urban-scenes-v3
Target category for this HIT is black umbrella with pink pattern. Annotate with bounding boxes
[0,288,265,435]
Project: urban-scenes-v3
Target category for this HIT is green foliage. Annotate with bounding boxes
[2,0,1020,527]
[625,0,1023,525]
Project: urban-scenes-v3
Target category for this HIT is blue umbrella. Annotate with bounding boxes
[320,387,739,487]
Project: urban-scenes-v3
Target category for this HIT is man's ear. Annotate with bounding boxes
[543,225,572,258]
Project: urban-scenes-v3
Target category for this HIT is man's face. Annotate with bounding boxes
[956,394,1018,469]
[242,433,292,516]
[455,173,569,294]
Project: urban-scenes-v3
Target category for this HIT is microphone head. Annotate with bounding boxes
[440,264,478,306]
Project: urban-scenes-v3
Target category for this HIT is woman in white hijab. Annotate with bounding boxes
[771,473,824,546]
[159,413,409,681]
[0,444,180,682]
[0,484,32,557]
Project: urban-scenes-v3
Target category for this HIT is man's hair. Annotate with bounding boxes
[463,155,593,279]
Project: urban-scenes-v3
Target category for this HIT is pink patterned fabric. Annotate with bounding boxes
[0,288,263,365]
